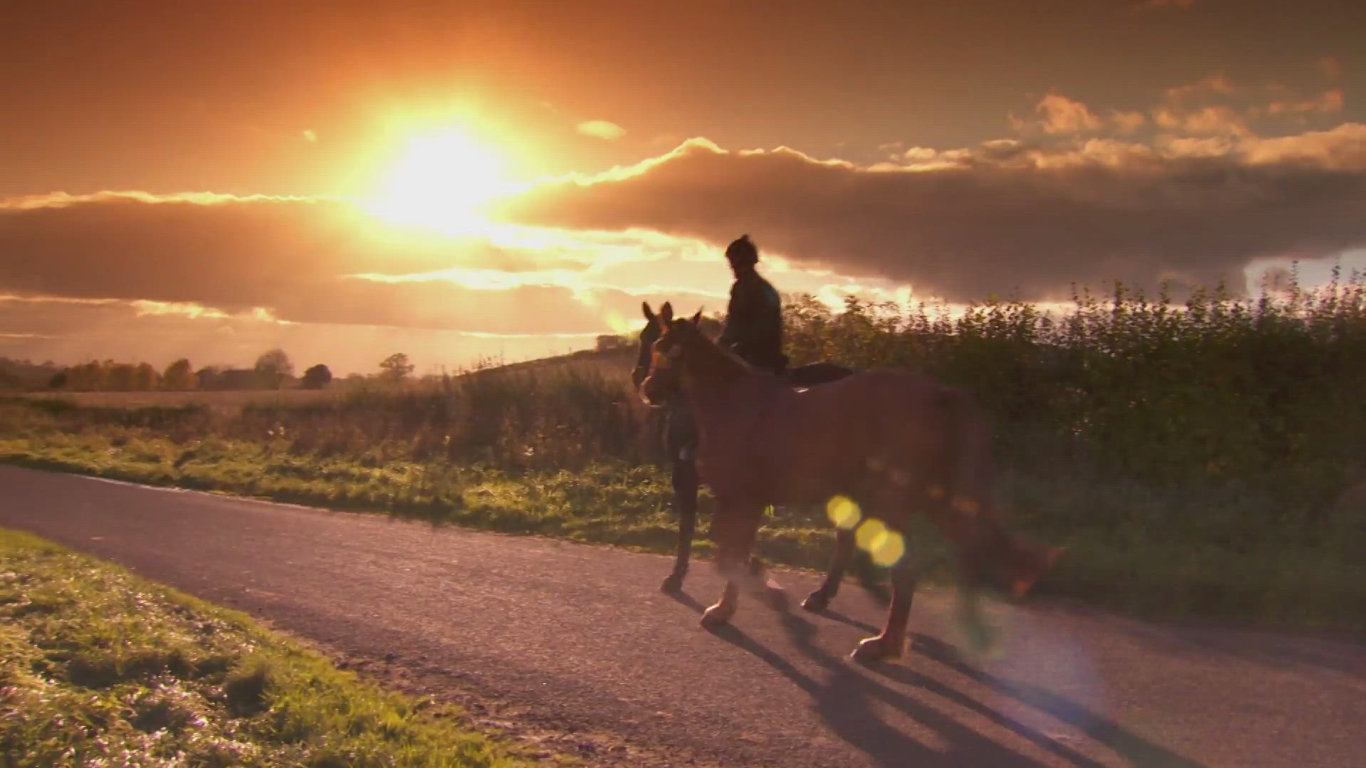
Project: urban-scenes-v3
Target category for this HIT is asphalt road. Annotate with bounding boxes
[1,464,1362,767]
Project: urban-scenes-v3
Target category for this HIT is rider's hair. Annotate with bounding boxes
[725,234,759,267]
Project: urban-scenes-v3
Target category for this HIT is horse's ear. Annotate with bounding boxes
[641,301,656,323]
[660,302,674,324]
[691,309,703,325]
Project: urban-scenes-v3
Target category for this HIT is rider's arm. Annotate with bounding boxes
[719,282,746,349]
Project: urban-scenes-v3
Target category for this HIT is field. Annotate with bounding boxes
[0,528,550,768]
[19,388,347,415]
[3,280,1365,633]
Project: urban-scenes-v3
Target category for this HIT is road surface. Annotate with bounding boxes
[1,465,1362,767]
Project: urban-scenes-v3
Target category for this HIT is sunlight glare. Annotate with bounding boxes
[365,129,521,235]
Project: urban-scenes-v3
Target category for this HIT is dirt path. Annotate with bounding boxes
[2,464,1362,767]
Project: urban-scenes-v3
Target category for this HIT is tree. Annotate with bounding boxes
[105,362,138,391]
[162,358,195,390]
[254,348,294,389]
[301,363,333,389]
[133,362,160,391]
[379,353,414,381]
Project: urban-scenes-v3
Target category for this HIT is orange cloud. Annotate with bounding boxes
[1036,94,1103,134]
[576,120,627,140]
[1110,110,1147,135]
[1268,90,1345,116]
[1164,75,1236,104]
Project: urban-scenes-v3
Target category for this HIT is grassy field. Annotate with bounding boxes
[0,528,554,768]
[3,279,1365,633]
[19,388,346,415]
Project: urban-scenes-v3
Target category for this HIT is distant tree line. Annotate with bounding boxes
[39,349,334,392]
[33,349,426,392]
[0,358,62,391]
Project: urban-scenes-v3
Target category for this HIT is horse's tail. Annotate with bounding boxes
[940,387,1061,598]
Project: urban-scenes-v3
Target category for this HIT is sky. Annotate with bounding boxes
[2,0,1365,375]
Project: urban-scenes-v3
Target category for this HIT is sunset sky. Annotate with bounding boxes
[3,0,1365,375]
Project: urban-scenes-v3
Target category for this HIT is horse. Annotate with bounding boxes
[630,301,875,609]
[639,302,1061,662]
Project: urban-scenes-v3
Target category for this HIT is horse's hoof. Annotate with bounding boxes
[660,572,685,594]
[849,635,904,664]
[700,602,736,629]
[801,590,831,612]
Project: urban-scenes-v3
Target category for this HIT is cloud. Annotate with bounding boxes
[576,120,627,140]
[1155,105,1251,136]
[1013,95,1146,137]
[1110,110,1147,135]
[496,131,1366,302]
[1157,73,1346,131]
[1164,75,1236,104]
[1036,94,1103,134]
[1267,89,1344,116]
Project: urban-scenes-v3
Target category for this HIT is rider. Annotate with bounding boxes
[661,235,787,591]
[718,235,789,374]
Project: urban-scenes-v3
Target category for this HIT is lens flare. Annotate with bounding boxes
[854,517,886,551]
[868,528,906,567]
[826,495,862,529]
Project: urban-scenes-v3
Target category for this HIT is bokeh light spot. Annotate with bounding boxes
[826,495,862,529]
[854,517,887,551]
[869,528,906,567]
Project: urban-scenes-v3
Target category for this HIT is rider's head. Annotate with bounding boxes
[725,235,759,275]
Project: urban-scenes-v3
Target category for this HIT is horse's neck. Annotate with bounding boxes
[682,338,750,390]
[681,346,784,427]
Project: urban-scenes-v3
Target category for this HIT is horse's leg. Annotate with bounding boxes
[853,548,892,604]
[701,502,762,629]
[802,528,854,611]
[660,457,698,593]
[851,557,917,663]
[701,581,740,629]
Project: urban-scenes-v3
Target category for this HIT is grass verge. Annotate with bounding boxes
[0,527,551,768]
[2,429,1363,635]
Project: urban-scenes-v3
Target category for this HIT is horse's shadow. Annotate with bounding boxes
[667,591,1204,768]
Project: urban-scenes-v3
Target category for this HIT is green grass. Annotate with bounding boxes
[0,528,552,768]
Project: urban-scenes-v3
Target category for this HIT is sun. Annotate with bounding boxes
[364,128,518,234]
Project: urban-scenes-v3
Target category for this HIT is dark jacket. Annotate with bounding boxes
[719,270,788,373]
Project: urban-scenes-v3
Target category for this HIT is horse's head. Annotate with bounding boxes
[638,301,702,406]
[630,301,662,393]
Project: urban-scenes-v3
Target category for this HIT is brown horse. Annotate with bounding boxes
[630,302,881,610]
[640,302,1061,662]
